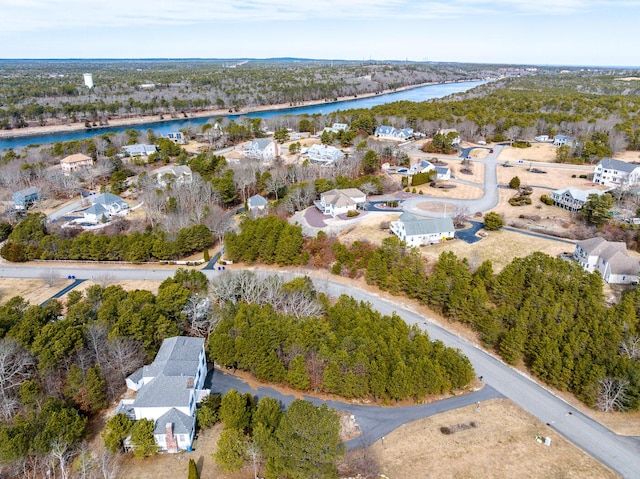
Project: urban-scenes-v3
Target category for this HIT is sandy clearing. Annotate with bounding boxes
[497,143,558,163]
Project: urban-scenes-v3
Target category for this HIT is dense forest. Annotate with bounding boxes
[225,216,640,412]
[0,59,494,130]
[209,273,474,401]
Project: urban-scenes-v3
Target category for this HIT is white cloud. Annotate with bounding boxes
[0,0,637,32]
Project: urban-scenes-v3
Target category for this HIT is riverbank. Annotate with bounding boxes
[0,80,475,141]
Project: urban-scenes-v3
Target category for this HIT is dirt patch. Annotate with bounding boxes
[335,212,399,246]
[498,143,558,163]
[339,412,362,441]
[373,398,618,479]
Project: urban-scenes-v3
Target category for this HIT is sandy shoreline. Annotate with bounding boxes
[0,80,473,141]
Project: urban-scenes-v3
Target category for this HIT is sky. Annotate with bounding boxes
[0,0,639,66]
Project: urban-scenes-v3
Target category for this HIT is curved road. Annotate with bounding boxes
[1,264,639,476]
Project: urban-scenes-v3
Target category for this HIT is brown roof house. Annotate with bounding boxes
[314,188,366,217]
[574,237,639,284]
[61,153,93,174]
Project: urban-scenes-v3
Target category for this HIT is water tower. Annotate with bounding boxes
[83,73,94,89]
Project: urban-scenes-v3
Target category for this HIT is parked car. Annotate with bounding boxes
[489,149,494,153]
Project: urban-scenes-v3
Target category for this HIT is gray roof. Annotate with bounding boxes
[154,408,195,436]
[552,187,603,202]
[91,192,128,209]
[251,138,273,150]
[577,237,626,257]
[142,336,204,379]
[84,203,107,217]
[127,367,143,384]
[435,167,450,175]
[15,186,40,197]
[124,144,157,156]
[399,213,455,236]
[248,194,268,208]
[598,158,640,174]
[133,376,193,408]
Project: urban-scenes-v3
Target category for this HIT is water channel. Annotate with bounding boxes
[0,80,486,151]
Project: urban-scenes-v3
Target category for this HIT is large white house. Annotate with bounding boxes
[307,144,345,165]
[374,126,414,141]
[315,188,366,217]
[550,187,604,212]
[123,144,157,158]
[152,165,193,187]
[593,158,640,188]
[82,193,130,223]
[244,138,280,161]
[323,123,348,134]
[122,336,208,453]
[390,213,455,247]
[573,237,639,284]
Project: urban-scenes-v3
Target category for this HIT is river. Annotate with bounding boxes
[0,80,485,150]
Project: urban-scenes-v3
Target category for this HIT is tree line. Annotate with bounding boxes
[209,272,474,402]
[0,213,213,262]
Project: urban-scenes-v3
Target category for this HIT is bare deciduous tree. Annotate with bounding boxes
[596,377,629,412]
[0,339,35,420]
[620,336,640,360]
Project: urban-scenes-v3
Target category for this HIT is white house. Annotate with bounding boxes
[550,187,604,212]
[315,188,366,217]
[152,165,193,187]
[82,193,129,223]
[61,153,93,174]
[307,144,345,165]
[592,158,640,188]
[166,132,187,145]
[574,237,639,284]
[123,144,157,157]
[323,123,349,134]
[244,138,280,161]
[535,135,550,142]
[390,213,455,247]
[123,336,208,453]
[435,166,451,181]
[374,126,414,141]
[553,135,577,147]
[409,160,435,176]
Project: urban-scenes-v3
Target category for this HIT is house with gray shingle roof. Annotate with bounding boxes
[247,194,269,217]
[123,336,208,452]
[552,135,577,147]
[82,192,129,223]
[593,158,640,188]
[123,144,157,157]
[551,187,604,212]
[374,125,414,141]
[390,212,455,247]
[244,138,280,161]
[574,237,639,284]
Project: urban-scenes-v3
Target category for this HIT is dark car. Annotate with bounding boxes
[489,149,494,153]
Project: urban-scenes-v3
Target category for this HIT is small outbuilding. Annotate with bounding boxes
[13,186,40,210]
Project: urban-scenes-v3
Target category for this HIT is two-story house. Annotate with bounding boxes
[592,158,640,188]
[244,138,280,161]
[574,237,639,284]
[122,336,208,453]
[374,126,414,141]
[61,153,94,174]
[307,144,345,165]
[314,188,366,217]
[550,187,604,212]
[390,213,455,247]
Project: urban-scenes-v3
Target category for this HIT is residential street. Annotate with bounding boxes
[2,264,639,477]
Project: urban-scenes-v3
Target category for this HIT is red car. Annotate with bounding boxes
[489,149,494,153]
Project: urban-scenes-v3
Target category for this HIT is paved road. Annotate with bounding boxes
[2,264,639,477]
[207,367,503,450]
[402,145,503,218]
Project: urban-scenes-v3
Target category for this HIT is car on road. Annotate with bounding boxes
[489,149,494,153]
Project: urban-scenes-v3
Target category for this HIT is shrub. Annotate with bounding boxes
[540,195,554,205]
[509,176,521,189]
[512,141,531,148]
[484,212,504,231]
[346,210,360,217]
[509,196,532,206]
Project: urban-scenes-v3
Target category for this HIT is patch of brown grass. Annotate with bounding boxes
[374,399,618,479]
[0,278,72,305]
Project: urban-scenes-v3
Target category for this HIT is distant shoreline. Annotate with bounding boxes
[0,80,478,142]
